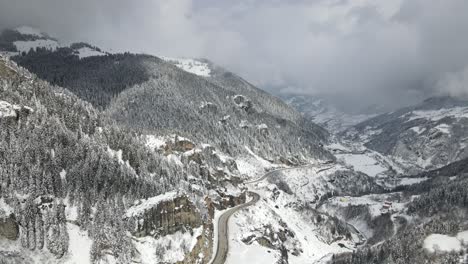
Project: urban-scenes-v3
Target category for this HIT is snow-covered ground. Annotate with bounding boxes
[227,179,352,264]
[0,100,19,118]
[75,47,106,59]
[235,146,279,180]
[133,226,203,264]
[226,210,279,264]
[223,164,355,264]
[145,135,167,150]
[126,191,180,218]
[161,57,211,77]
[336,153,387,177]
[398,177,428,185]
[64,224,93,264]
[423,233,467,253]
[0,198,13,217]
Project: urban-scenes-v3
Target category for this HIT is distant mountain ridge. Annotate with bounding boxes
[280,94,379,132]
[344,96,468,172]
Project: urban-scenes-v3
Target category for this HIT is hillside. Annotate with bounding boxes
[7,36,331,163]
[343,96,468,172]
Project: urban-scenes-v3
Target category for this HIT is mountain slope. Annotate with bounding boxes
[281,94,378,132]
[332,157,468,264]
[0,55,189,263]
[106,56,330,161]
[344,96,468,172]
[5,36,331,163]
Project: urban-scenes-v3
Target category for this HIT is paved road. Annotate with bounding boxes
[211,165,313,264]
[211,191,260,264]
[246,164,316,184]
[211,163,365,264]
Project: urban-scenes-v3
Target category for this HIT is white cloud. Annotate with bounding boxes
[1,0,468,110]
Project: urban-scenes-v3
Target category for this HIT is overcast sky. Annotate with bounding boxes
[1,0,468,111]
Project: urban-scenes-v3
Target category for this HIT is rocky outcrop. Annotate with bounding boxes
[199,101,218,114]
[164,136,195,153]
[127,194,202,238]
[233,95,254,113]
[0,101,33,129]
[212,190,247,210]
[0,215,19,240]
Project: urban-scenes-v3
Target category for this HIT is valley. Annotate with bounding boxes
[0,25,468,264]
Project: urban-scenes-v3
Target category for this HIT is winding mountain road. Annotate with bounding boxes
[211,166,310,264]
[210,164,366,264]
[210,191,260,264]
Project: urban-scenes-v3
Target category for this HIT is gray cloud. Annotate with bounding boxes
[1,0,467,111]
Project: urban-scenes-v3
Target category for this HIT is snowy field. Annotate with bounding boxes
[161,57,211,77]
[133,227,203,264]
[336,153,387,177]
[423,233,467,253]
[76,47,106,59]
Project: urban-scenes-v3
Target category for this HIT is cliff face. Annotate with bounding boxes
[0,215,19,240]
[127,194,202,238]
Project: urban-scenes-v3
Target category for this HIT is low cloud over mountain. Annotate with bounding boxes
[1,0,468,110]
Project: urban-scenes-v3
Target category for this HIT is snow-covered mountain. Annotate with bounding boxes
[344,96,468,173]
[0,26,106,59]
[161,57,212,77]
[281,94,378,132]
[0,28,336,264]
[5,29,331,163]
[2,26,468,264]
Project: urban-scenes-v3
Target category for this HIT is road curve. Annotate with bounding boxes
[210,163,361,264]
[211,191,260,264]
[211,165,310,264]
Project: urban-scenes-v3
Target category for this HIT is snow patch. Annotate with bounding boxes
[398,177,428,185]
[107,147,124,164]
[64,223,93,264]
[126,191,180,218]
[0,198,13,218]
[434,123,451,134]
[162,57,211,77]
[133,226,202,264]
[60,169,67,180]
[410,126,425,134]
[0,100,18,118]
[76,47,106,59]
[145,135,167,150]
[457,231,468,245]
[424,234,462,253]
[336,153,387,177]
